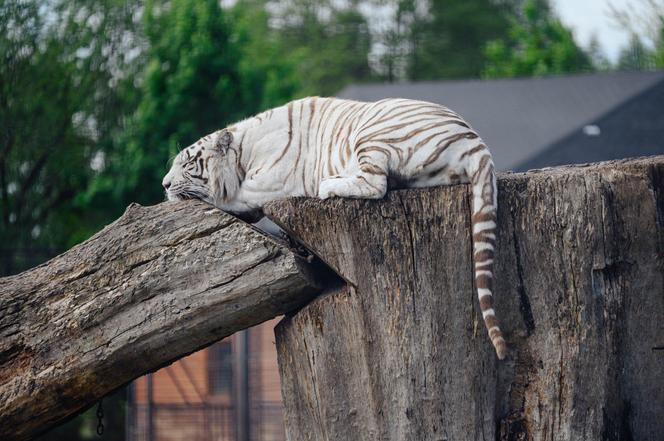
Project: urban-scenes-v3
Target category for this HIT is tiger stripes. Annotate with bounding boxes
[163,96,507,359]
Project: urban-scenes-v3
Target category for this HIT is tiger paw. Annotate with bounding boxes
[317,177,344,199]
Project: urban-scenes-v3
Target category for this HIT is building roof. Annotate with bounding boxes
[338,71,664,171]
[517,77,664,171]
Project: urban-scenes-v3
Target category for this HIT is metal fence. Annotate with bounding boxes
[126,401,286,441]
[125,327,287,441]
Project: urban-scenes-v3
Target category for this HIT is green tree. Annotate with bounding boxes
[610,0,664,69]
[104,0,246,207]
[406,0,512,80]
[617,34,656,70]
[54,0,146,242]
[0,0,140,275]
[374,0,415,82]
[230,0,303,110]
[588,34,611,71]
[271,0,374,95]
[656,25,664,66]
[93,0,304,210]
[483,0,592,78]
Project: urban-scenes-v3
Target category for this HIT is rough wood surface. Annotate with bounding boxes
[266,156,664,441]
[0,200,327,441]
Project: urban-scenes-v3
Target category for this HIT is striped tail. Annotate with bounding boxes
[466,146,507,359]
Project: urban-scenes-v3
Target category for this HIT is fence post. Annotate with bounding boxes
[235,330,250,441]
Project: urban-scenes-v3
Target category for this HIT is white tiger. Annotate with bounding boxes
[162,97,507,359]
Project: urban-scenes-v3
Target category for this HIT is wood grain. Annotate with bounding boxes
[0,200,327,441]
[266,156,664,441]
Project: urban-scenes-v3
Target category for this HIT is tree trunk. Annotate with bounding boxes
[0,200,329,441]
[266,156,664,441]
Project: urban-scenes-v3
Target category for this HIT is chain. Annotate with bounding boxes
[96,399,104,436]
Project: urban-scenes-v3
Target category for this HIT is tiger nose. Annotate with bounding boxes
[162,179,171,190]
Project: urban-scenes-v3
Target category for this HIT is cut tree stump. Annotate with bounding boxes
[0,201,330,441]
[266,156,664,441]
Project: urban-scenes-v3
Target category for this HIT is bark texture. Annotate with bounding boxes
[0,200,327,441]
[266,156,664,441]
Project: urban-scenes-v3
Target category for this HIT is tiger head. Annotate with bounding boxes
[162,129,242,208]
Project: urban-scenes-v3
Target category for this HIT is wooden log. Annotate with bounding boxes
[0,200,328,441]
[266,156,664,441]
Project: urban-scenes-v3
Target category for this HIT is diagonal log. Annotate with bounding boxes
[0,200,330,441]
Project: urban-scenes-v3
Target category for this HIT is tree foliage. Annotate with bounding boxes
[112,0,246,206]
[617,34,658,71]
[0,0,140,274]
[407,0,512,80]
[93,0,302,210]
[483,0,592,78]
[272,0,374,95]
[231,0,303,111]
[611,0,664,70]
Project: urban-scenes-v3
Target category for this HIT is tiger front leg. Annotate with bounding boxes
[318,173,387,200]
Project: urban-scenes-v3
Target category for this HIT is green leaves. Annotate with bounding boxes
[0,1,93,273]
[482,0,592,78]
[406,0,512,80]
[273,0,373,95]
[112,0,298,207]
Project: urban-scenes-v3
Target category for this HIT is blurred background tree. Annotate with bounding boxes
[105,0,247,207]
[0,0,140,276]
[271,0,374,94]
[610,0,664,70]
[406,0,512,79]
[80,0,303,224]
[617,34,657,71]
[482,0,592,77]
[2,0,664,439]
[372,0,513,81]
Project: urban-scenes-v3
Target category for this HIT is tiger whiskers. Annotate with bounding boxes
[169,186,213,205]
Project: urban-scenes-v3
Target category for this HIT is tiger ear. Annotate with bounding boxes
[215,129,233,154]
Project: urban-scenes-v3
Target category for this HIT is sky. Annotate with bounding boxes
[552,0,650,61]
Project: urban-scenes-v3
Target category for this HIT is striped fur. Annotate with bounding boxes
[163,97,507,359]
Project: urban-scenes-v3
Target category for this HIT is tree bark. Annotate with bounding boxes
[0,200,328,441]
[266,156,664,441]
